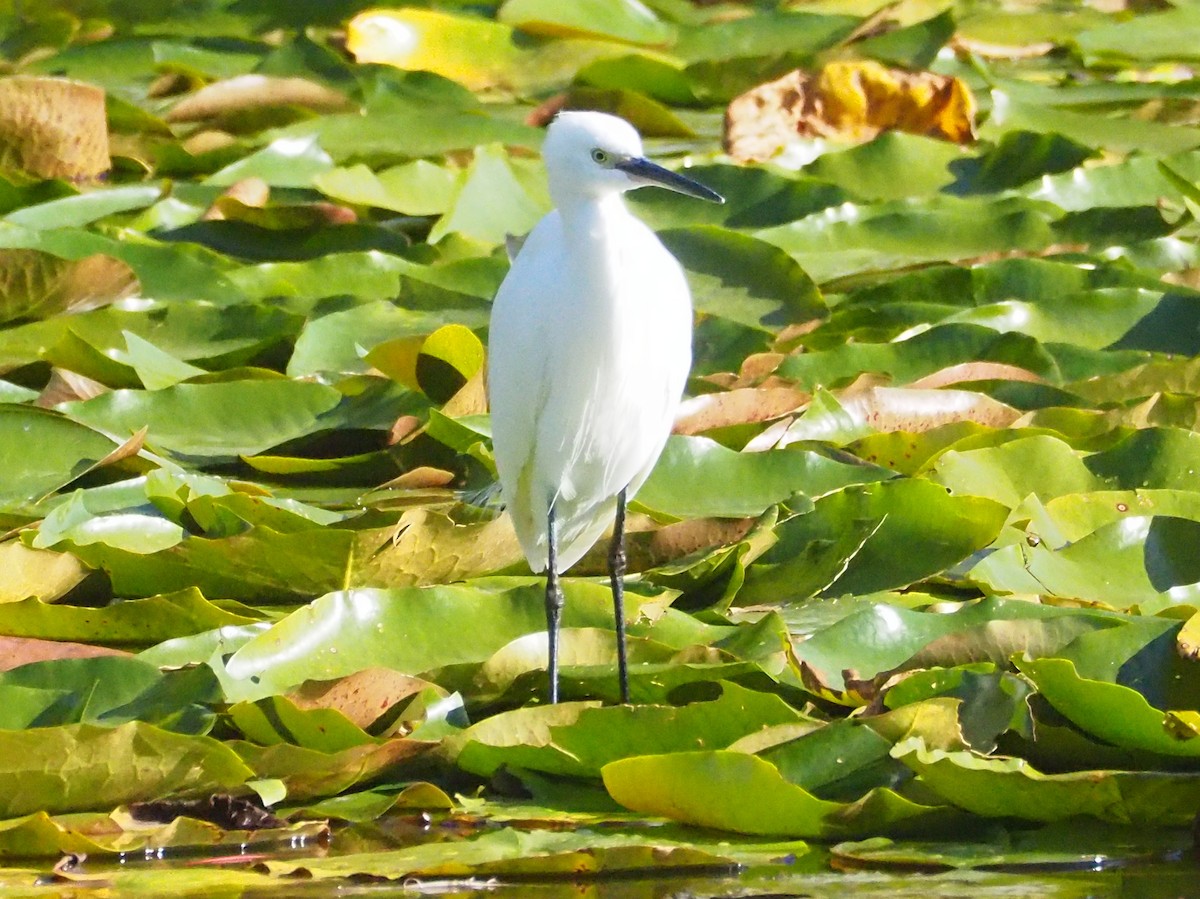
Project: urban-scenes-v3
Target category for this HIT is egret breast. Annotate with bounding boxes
[489,202,693,572]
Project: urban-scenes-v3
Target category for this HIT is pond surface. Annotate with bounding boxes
[52,823,1200,899]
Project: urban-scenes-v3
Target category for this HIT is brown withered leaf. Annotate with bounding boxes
[166,75,353,123]
[837,386,1019,433]
[674,386,809,435]
[908,362,1046,390]
[0,635,131,672]
[702,352,790,391]
[725,61,976,163]
[202,177,270,220]
[381,467,456,490]
[88,426,148,469]
[742,415,797,453]
[574,514,756,575]
[441,369,488,418]
[0,250,138,324]
[738,352,787,386]
[777,386,1019,448]
[288,668,432,730]
[647,517,755,563]
[526,92,568,127]
[0,76,109,178]
[389,415,423,445]
[36,368,109,407]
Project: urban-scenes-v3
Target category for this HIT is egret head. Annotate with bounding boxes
[543,111,723,206]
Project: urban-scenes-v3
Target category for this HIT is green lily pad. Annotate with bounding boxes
[603,749,954,838]
[1015,656,1200,758]
[452,681,808,778]
[896,737,1200,825]
[0,722,252,817]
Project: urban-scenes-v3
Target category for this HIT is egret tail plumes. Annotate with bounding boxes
[487,111,723,703]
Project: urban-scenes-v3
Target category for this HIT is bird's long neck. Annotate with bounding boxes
[552,192,635,330]
[554,191,631,249]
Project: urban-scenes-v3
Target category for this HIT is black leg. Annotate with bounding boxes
[609,488,630,704]
[545,502,563,704]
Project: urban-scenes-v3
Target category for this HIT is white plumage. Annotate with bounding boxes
[487,111,722,702]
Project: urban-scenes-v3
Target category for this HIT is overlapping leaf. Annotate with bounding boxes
[3,0,1200,891]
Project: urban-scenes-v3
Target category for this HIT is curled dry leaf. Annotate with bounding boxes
[166,75,353,123]
[288,668,432,730]
[674,386,809,435]
[739,352,788,386]
[526,92,568,127]
[441,369,488,418]
[0,76,109,178]
[88,425,148,471]
[724,61,976,163]
[0,250,139,324]
[742,416,796,453]
[389,415,424,445]
[202,177,270,221]
[37,368,109,407]
[382,467,457,490]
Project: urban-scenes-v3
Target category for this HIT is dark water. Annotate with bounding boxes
[235,863,1200,899]
[57,818,1200,898]
[127,843,1200,899]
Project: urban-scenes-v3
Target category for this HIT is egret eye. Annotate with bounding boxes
[590,148,610,165]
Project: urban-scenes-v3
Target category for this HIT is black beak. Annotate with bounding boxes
[616,156,724,204]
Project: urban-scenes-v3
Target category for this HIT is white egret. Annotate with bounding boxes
[488,111,723,704]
